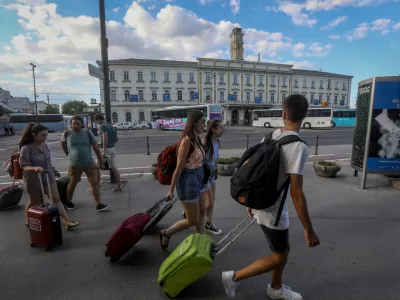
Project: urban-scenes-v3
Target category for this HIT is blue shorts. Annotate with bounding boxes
[177,167,205,204]
[205,165,217,189]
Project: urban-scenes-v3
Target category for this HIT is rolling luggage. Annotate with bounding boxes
[158,216,255,298]
[27,173,63,252]
[0,182,24,211]
[56,176,69,205]
[105,197,178,263]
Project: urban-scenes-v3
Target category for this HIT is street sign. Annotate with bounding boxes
[88,63,104,80]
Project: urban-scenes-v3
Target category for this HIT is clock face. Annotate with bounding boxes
[237,34,242,41]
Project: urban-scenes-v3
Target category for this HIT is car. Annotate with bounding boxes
[114,121,149,130]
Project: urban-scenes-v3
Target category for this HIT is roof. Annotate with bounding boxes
[292,69,353,79]
[97,58,198,69]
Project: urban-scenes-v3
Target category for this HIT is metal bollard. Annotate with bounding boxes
[147,136,150,155]
[246,134,249,150]
[314,135,319,155]
[354,170,358,177]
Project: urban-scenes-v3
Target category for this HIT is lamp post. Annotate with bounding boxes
[30,63,38,123]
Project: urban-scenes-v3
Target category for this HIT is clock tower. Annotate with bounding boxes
[230,27,244,60]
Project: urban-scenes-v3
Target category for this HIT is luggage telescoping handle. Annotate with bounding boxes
[37,172,53,205]
[213,216,256,258]
[143,196,178,232]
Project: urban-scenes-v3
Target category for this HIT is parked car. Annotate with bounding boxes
[114,122,148,130]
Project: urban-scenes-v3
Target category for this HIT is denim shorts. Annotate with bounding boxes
[177,167,205,203]
[205,165,217,189]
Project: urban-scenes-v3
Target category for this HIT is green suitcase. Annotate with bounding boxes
[158,217,255,298]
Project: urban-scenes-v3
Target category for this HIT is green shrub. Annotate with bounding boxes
[315,160,339,166]
[216,157,241,164]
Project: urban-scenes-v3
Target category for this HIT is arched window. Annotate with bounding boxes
[139,112,145,122]
[164,90,169,95]
[138,90,144,101]
[206,91,211,102]
[110,90,116,101]
[112,112,118,123]
[178,91,183,101]
[124,90,130,101]
[152,90,157,101]
[282,94,286,102]
[246,92,250,102]
[126,112,132,122]
[271,93,275,103]
[219,91,224,101]
[259,93,263,101]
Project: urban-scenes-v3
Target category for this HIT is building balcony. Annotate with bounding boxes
[137,80,145,83]
[232,82,239,86]
[122,80,131,83]
[163,81,171,84]
[204,81,212,85]
[281,85,288,88]
[245,83,252,87]
[270,84,276,88]
[150,80,158,84]
[188,81,196,84]
[258,84,264,87]
[302,86,307,89]
[218,82,226,85]
[176,81,183,84]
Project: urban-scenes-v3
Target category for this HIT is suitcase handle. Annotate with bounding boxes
[143,196,178,232]
[38,172,53,205]
[212,216,256,258]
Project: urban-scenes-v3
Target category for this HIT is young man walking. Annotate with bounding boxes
[222,94,320,299]
[94,113,122,191]
[61,115,110,212]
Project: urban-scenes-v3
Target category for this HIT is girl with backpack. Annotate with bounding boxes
[203,119,224,235]
[160,110,207,251]
[19,123,79,230]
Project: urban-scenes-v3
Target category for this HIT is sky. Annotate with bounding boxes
[0,0,399,107]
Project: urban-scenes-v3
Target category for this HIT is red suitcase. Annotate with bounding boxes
[28,173,63,252]
[105,197,177,263]
[0,182,24,211]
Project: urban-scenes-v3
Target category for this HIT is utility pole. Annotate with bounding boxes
[99,0,111,124]
[30,63,39,123]
[47,94,50,104]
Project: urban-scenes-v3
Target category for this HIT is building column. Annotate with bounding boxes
[214,72,217,103]
[199,71,203,104]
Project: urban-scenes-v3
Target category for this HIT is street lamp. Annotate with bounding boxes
[30,63,39,123]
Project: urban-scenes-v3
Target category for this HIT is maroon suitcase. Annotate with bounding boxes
[105,197,178,263]
[0,183,23,211]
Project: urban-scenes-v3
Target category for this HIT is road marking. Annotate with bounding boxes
[308,154,334,158]
[56,166,152,174]
[346,153,352,155]
[0,149,6,151]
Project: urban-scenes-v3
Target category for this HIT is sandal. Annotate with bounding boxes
[65,221,80,230]
[160,230,170,252]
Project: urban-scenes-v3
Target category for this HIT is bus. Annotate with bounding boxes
[253,107,333,129]
[332,109,356,127]
[151,104,223,130]
[10,113,66,132]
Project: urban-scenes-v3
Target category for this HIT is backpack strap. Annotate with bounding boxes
[277,135,307,146]
[274,178,290,227]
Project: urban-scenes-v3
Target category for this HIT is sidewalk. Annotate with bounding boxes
[0,161,399,300]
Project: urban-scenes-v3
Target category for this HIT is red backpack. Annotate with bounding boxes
[157,142,179,185]
[6,150,23,180]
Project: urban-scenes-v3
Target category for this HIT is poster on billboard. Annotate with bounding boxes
[366,80,400,172]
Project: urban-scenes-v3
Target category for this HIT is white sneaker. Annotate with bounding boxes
[205,222,223,235]
[267,284,303,300]
[222,271,240,298]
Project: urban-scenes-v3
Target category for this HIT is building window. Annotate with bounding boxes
[126,112,132,122]
[124,90,130,101]
[271,77,276,86]
[294,79,298,88]
[343,82,347,90]
[206,91,211,102]
[124,71,129,81]
[164,90,169,95]
[110,90,116,101]
[151,72,157,81]
[246,75,251,85]
[138,71,143,82]
[190,91,194,100]
[327,95,330,104]
[320,80,323,89]
[259,93,263,101]
[258,76,263,85]
[205,73,211,83]
[334,95,338,104]
[246,92,250,102]
[311,94,314,104]
[328,80,331,89]
[234,92,238,101]
[282,77,287,86]
[138,90,144,101]
[303,79,307,87]
[271,93,275,103]
[319,95,322,103]
[219,74,224,84]
[342,95,345,102]
[178,90,183,101]
[139,112,145,122]
[311,80,315,88]
[189,73,195,83]
[220,91,224,102]
[335,81,339,89]
[177,72,182,83]
[233,74,238,84]
[112,112,118,123]
[164,72,169,82]
[282,93,286,102]
[152,90,157,101]
[109,70,115,81]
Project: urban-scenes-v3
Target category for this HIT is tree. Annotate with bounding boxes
[61,100,88,115]
[42,104,59,114]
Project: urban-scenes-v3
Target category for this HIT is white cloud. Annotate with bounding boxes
[292,43,306,57]
[112,7,120,13]
[394,22,400,30]
[200,0,213,4]
[265,6,279,12]
[329,35,341,40]
[278,2,317,27]
[230,0,240,15]
[346,22,370,40]
[346,19,394,41]
[321,16,348,30]
[371,19,391,35]
[148,5,157,10]
[3,45,12,52]
[292,42,332,57]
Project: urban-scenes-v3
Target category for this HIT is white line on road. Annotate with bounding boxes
[308,154,334,158]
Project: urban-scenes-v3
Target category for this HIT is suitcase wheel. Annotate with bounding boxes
[30,243,37,248]
[110,258,117,263]
[45,246,53,252]
[105,251,109,257]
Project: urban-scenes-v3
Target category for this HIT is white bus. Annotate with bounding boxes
[151,104,223,130]
[253,107,333,129]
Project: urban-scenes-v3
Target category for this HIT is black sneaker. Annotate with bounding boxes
[96,203,110,212]
[205,222,223,235]
[65,201,76,211]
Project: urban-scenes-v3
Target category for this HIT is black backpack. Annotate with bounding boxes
[230,132,306,226]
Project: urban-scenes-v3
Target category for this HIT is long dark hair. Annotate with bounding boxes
[19,122,48,149]
[181,110,205,158]
[204,119,221,160]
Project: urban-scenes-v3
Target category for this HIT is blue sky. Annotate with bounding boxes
[0,0,399,106]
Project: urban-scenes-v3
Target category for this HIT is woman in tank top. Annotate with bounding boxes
[160,110,206,251]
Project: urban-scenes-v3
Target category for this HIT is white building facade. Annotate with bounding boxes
[98,28,352,125]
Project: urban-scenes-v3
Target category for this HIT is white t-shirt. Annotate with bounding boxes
[252,129,308,230]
